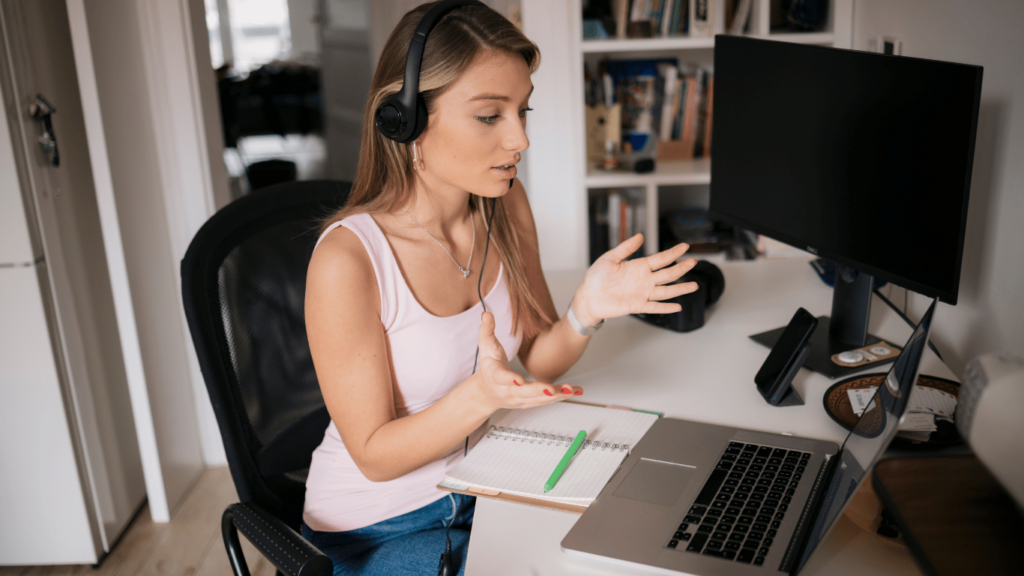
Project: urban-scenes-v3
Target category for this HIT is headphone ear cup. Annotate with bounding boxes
[374,93,429,143]
[688,261,725,306]
[374,94,409,141]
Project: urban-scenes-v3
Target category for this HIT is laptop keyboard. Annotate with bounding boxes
[666,442,811,566]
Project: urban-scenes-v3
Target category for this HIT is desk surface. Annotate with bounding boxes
[465,258,951,575]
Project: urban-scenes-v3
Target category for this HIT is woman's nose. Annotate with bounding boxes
[503,118,529,152]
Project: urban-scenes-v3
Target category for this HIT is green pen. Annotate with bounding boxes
[544,430,588,493]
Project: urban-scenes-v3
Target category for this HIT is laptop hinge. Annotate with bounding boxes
[780,451,840,575]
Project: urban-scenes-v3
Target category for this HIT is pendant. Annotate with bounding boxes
[462,269,470,279]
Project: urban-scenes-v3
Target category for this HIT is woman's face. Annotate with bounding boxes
[417,50,532,199]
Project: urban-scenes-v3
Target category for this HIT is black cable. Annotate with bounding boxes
[872,287,944,362]
[471,197,497,374]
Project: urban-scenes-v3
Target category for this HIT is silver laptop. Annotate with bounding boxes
[563,300,937,575]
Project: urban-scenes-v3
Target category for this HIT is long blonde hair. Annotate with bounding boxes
[321,1,552,338]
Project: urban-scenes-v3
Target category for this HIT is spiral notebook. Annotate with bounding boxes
[439,402,658,510]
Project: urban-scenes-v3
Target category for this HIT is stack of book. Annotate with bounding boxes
[584,58,714,167]
[589,189,646,262]
[583,1,754,40]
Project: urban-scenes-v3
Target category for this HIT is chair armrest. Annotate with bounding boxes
[222,502,333,576]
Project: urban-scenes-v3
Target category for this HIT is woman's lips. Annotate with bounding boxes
[491,165,517,178]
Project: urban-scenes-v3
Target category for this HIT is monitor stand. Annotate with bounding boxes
[750,265,892,379]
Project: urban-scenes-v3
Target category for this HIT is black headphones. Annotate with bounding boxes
[374,0,485,143]
[634,261,725,333]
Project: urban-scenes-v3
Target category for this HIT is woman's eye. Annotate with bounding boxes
[519,107,534,117]
[477,114,501,124]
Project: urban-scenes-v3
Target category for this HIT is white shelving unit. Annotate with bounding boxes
[519,0,852,270]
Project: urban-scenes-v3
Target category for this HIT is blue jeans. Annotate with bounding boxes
[301,494,476,576]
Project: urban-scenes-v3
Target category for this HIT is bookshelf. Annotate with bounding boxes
[518,0,852,270]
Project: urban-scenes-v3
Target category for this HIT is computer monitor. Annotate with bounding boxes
[709,36,982,377]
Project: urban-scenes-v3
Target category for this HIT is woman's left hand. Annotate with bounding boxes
[572,234,698,326]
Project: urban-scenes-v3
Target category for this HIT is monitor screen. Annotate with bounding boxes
[710,36,982,304]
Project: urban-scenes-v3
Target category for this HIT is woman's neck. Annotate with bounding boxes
[400,174,474,239]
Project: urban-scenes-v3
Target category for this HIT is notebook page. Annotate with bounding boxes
[444,403,657,501]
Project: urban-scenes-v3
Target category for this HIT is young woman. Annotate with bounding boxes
[302,2,698,574]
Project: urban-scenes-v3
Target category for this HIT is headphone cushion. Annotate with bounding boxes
[680,261,726,306]
[411,95,428,142]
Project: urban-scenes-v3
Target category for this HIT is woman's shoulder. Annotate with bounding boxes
[307,215,380,316]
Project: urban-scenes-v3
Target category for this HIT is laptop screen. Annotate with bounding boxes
[795,299,937,572]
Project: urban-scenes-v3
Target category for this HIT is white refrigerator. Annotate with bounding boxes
[0,18,145,565]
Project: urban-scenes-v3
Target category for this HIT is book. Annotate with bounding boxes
[657,63,678,141]
[690,0,713,37]
[660,0,675,36]
[613,0,630,39]
[679,75,700,155]
[440,402,659,507]
[609,190,624,247]
[702,75,714,158]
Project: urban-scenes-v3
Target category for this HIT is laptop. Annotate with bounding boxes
[562,299,938,575]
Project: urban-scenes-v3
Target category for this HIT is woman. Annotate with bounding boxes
[302,2,698,574]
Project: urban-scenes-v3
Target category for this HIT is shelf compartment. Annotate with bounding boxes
[580,33,834,54]
[585,158,711,188]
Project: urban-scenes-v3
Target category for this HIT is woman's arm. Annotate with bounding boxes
[507,180,698,383]
[306,225,578,482]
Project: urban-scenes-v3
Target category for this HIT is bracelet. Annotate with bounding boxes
[566,297,604,336]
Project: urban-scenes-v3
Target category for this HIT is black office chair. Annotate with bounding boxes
[181,180,351,576]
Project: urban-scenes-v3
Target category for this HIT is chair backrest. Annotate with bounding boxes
[181,180,350,529]
[246,158,298,191]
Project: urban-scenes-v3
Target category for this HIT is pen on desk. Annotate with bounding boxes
[544,430,588,493]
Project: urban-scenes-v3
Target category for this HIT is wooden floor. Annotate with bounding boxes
[0,467,276,576]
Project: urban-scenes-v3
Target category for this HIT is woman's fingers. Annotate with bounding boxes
[509,381,583,401]
[650,281,699,301]
[604,233,645,263]
[478,310,496,339]
[645,242,691,271]
[652,258,697,285]
[639,301,684,315]
[478,311,504,356]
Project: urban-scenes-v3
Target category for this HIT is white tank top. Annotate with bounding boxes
[302,212,522,532]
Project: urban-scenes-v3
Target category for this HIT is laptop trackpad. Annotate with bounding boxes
[612,459,697,507]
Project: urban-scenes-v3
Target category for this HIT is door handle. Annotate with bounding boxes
[28,93,59,167]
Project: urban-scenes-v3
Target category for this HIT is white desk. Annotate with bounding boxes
[465,258,951,575]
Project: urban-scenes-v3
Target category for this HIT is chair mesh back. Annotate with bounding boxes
[182,181,349,529]
[218,218,321,460]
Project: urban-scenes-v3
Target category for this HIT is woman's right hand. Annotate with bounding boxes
[471,311,582,412]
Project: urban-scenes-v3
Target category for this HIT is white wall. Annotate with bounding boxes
[288,0,319,58]
[72,0,207,520]
[853,0,1024,375]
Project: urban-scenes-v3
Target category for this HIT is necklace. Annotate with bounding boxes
[402,206,475,278]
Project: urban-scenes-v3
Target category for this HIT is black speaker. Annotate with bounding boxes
[634,261,725,332]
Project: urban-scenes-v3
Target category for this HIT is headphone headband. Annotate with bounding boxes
[375,0,485,143]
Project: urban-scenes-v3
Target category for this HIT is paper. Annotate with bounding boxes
[443,403,657,504]
[846,385,957,441]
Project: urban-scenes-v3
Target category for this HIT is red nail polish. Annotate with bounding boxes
[513,380,520,386]
[543,389,553,396]
[562,388,572,395]
[574,391,583,395]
